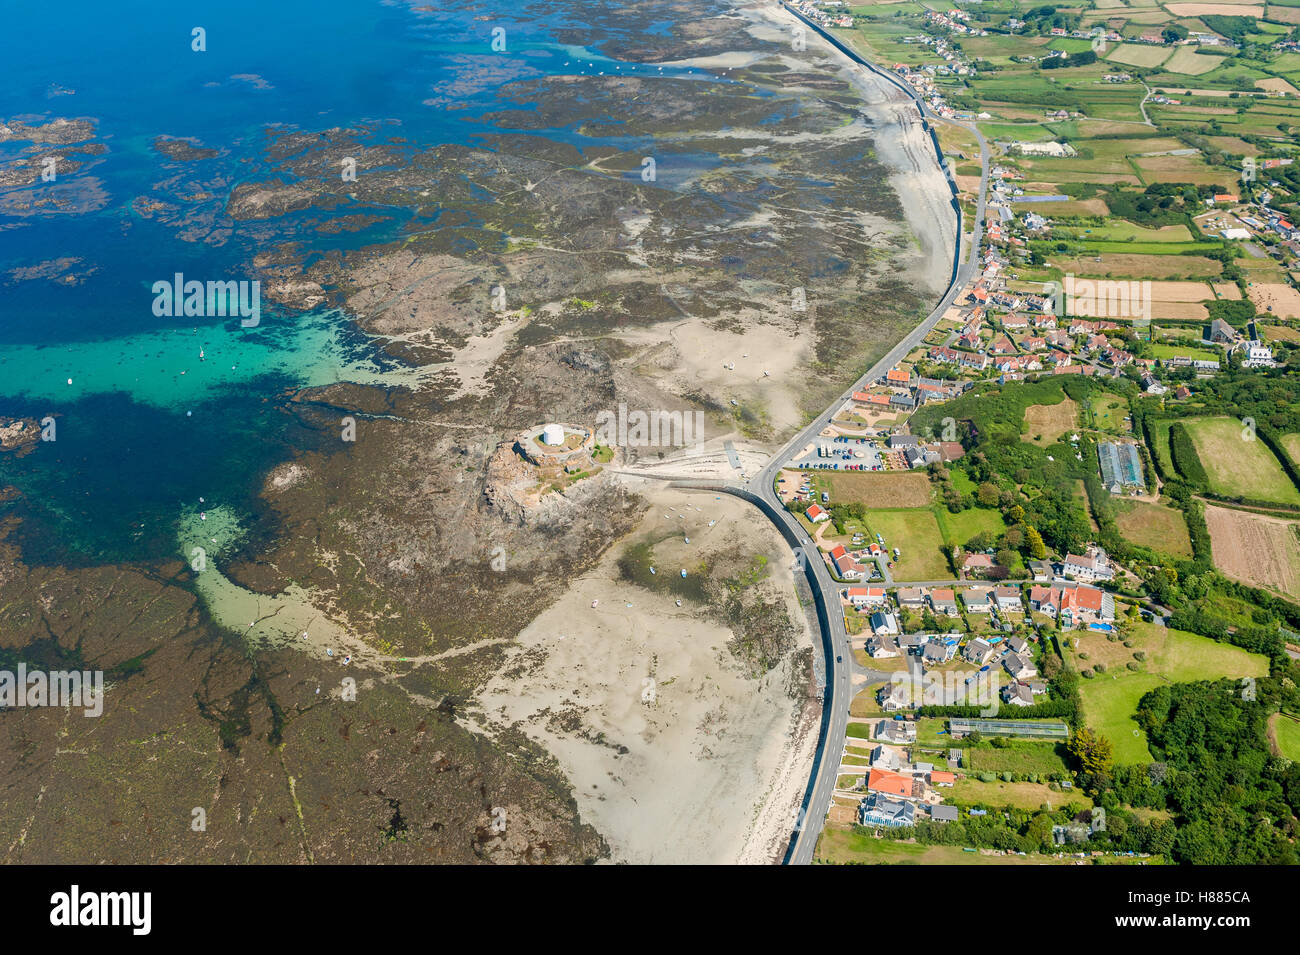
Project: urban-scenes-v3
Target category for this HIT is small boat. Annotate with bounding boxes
[650,567,656,575]
[680,569,687,578]
[675,599,682,607]
[684,537,690,544]
[591,599,599,608]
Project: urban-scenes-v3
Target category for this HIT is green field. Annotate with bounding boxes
[1184,416,1300,505]
[1146,342,1219,361]
[1073,623,1270,763]
[1148,418,1175,476]
[1088,392,1130,433]
[1069,222,1194,243]
[1113,499,1193,557]
[951,778,1085,811]
[1274,714,1300,762]
[933,506,1008,548]
[964,740,1071,777]
[815,827,1093,865]
[866,508,951,579]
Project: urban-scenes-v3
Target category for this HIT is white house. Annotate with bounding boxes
[846,586,887,609]
[1062,548,1113,583]
[871,611,901,636]
[963,587,993,613]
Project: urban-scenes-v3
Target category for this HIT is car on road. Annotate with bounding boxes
[836,655,842,663]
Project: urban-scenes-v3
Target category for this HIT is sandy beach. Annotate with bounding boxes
[470,487,820,864]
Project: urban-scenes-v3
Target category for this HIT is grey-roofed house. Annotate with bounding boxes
[875,719,917,744]
[931,805,960,823]
[897,587,927,608]
[1005,652,1038,680]
[870,744,901,770]
[888,434,921,449]
[859,794,916,828]
[922,641,949,665]
[1003,682,1034,707]
[963,637,996,665]
[866,635,900,658]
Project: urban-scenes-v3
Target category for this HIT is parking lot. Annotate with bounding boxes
[788,435,886,472]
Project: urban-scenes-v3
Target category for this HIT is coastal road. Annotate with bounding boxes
[753,2,991,865]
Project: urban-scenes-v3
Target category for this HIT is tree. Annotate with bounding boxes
[1069,727,1114,776]
[1025,525,1047,560]
[977,482,1000,507]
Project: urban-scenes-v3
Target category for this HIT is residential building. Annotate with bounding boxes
[867,767,917,800]
[963,637,996,665]
[846,586,887,608]
[931,805,959,823]
[859,794,916,828]
[963,586,993,613]
[870,744,902,770]
[1005,652,1038,680]
[866,635,900,658]
[1003,682,1034,707]
[930,588,958,616]
[870,611,901,636]
[1063,547,1114,582]
[874,719,916,744]
[994,586,1023,612]
[897,587,927,608]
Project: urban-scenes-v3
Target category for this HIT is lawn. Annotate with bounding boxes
[866,509,951,579]
[1147,418,1175,475]
[1273,713,1300,762]
[1281,432,1300,467]
[814,828,1086,865]
[934,507,1008,548]
[1184,416,1300,505]
[1088,392,1130,433]
[1071,622,1270,763]
[1113,499,1193,557]
[950,778,1086,812]
[1146,342,1220,360]
[963,741,1071,777]
[851,688,884,718]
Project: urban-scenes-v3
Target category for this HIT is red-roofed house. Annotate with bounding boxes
[846,586,888,608]
[829,544,867,581]
[867,768,916,800]
[806,503,829,523]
